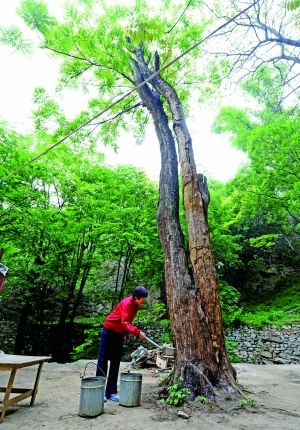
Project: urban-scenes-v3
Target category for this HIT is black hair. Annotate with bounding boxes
[132,285,148,299]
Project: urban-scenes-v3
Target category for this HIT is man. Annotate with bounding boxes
[96,285,148,402]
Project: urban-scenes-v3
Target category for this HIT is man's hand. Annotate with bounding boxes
[139,331,146,340]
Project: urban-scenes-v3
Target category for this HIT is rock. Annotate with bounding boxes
[260,351,273,359]
[273,357,289,364]
[268,336,284,343]
[178,410,190,419]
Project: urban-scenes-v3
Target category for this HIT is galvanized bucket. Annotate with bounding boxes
[78,363,106,417]
[119,371,142,407]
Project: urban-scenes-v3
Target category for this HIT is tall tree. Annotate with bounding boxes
[3,0,242,395]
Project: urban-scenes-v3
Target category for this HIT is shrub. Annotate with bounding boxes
[225,339,241,363]
[219,282,243,326]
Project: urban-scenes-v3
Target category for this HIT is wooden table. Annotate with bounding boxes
[0,354,51,423]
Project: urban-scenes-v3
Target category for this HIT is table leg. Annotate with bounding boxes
[0,368,17,423]
[30,362,44,406]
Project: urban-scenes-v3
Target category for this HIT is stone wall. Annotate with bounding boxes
[125,325,300,365]
[224,325,300,364]
[1,318,299,365]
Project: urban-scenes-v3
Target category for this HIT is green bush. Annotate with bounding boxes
[135,303,173,343]
[71,317,104,360]
[135,303,167,325]
[225,339,241,363]
[219,282,243,326]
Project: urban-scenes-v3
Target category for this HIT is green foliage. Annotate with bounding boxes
[241,65,286,115]
[212,66,300,302]
[0,116,163,349]
[71,322,103,360]
[219,282,242,326]
[286,0,300,10]
[2,0,300,362]
[212,106,254,152]
[135,303,166,325]
[249,234,279,249]
[197,395,208,404]
[285,0,300,25]
[135,303,173,343]
[239,310,287,327]
[18,0,57,33]
[269,284,300,314]
[239,284,300,327]
[165,382,190,406]
[158,319,173,343]
[208,181,243,269]
[12,0,211,147]
[158,370,172,385]
[240,395,258,408]
[0,25,32,53]
[225,339,241,363]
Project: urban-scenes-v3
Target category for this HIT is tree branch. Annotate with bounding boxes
[88,101,142,127]
[43,45,135,84]
[203,0,300,97]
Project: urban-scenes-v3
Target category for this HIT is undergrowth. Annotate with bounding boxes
[239,284,300,327]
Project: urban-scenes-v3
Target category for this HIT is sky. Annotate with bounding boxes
[0,0,248,183]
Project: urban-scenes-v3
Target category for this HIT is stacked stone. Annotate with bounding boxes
[224,325,300,364]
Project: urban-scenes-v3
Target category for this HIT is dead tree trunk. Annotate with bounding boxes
[131,45,237,397]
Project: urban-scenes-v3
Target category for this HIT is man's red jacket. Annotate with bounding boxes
[103,296,141,336]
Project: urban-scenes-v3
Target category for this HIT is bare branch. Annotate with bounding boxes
[203,0,300,99]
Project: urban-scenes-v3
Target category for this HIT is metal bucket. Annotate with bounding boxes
[119,372,142,407]
[78,376,105,417]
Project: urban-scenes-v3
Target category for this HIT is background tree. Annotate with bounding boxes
[0,108,161,360]
[213,67,300,298]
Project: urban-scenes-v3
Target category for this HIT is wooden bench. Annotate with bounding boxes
[0,354,51,423]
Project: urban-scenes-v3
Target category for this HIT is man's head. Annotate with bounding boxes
[132,285,148,306]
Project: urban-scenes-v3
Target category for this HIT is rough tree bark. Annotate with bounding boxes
[131,45,237,397]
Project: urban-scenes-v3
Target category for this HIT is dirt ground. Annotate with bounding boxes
[0,360,299,429]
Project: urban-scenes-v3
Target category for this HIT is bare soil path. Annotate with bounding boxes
[0,360,299,429]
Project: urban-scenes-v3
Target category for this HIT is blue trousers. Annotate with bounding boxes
[96,327,123,396]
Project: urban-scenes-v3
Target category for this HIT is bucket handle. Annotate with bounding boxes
[80,361,107,379]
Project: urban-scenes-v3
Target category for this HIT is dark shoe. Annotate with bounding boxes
[106,393,119,402]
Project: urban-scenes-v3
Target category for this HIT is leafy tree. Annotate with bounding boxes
[0,116,162,359]
[213,67,300,297]
[3,0,239,396]
[208,180,242,269]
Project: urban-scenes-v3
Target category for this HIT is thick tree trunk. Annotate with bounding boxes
[154,73,236,387]
[131,46,237,397]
